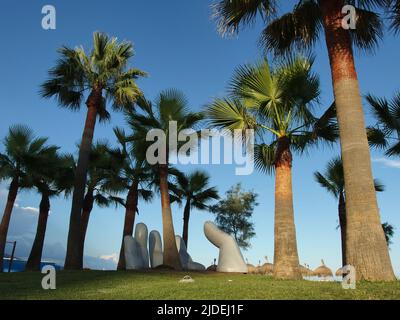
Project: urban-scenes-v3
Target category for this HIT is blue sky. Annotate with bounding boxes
[0,1,399,274]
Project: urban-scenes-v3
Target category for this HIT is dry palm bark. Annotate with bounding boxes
[320,0,395,280]
[273,137,302,280]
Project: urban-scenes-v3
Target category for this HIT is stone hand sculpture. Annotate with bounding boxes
[149,230,163,268]
[204,221,248,273]
[124,223,150,270]
[124,223,207,271]
[175,235,206,271]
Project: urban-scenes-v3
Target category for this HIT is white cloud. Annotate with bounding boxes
[99,253,119,264]
[14,204,39,214]
[373,158,400,169]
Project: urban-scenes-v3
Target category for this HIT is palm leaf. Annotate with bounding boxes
[212,0,276,35]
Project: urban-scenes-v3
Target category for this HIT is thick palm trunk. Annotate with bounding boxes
[117,182,139,270]
[273,137,301,280]
[338,192,346,267]
[0,178,19,273]
[320,0,395,280]
[159,164,182,270]
[64,89,100,270]
[78,190,94,268]
[25,193,50,271]
[182,199,191,248]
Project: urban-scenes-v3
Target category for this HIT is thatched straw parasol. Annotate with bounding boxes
[259,263,274,275]
[299,265,313,277]
[247,264,257,274]
[312,260,333,278]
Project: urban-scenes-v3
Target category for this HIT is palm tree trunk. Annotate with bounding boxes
[117,182,139,270]
[25,192,51,271]
[64,89,100,270]
[320,0,395,280]
[338,192,346,267]
[182,198,191,248]
[0,178,19,273]
[159,164,182,270]
[78,190,94,268]
[273,137,301,280]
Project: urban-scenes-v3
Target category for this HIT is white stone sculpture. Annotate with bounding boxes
[124,223,149,270]
[124,236,141,270]
[175,235,206,271]
[124,223,208,271]
[149,230,163,268]
[135,223,149,268]
[204,221,248,273]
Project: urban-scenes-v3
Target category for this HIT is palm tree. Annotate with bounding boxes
[78,142,124,267]
[175,171,219,248]
[25,153,75,271]
[314,157,385,267]
[388,0,400,32]
[212,0,395,281]
[41,32,146,269]
[0,125,58,272]
[366,92,400,157]
[127,90,203,270]
[111,128,154,270]
[207,57,338,279]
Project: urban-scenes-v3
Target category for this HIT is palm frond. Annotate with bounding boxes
[314,156,343,199]
[367,126,388,149]
[260,0,322,55]
[254,142,276,174]
[206,98,257,131]
[212,0,276,35]
[373,178,385,192]
[389,0,400,33]
[350,8,383,52]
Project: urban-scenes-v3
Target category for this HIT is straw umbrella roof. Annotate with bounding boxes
[247,264,257,274]
[299,265,313,277]
[259,263,274,275]
[313,260,333,277]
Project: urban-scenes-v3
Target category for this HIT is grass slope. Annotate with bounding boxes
[0,271,399,300]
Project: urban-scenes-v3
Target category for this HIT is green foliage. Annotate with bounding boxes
[126,89,204,161]
[175,170,219,210]
[382,222,395,247]
[366,92,400,157]
[314,156,385,200]
[210,184,257,250]
[207,56,338,175]
[84,141,127,208]
[40,32,146,120]
[213,0,386,55]
[0,125,59,188]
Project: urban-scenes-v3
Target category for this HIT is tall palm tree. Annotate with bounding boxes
[207,57,338,279]
[25,153,75,271]
[41,32,146,269]
[111,128,154,270]
[366,92,400,157]
[78,142,124,267]
[0,125,58,272]
[175,171,219,248]
[314,157,385,267]
[212,0,395,281]
[127,90,203,270]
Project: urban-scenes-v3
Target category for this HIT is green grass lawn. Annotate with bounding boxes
[0,270,399,300]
